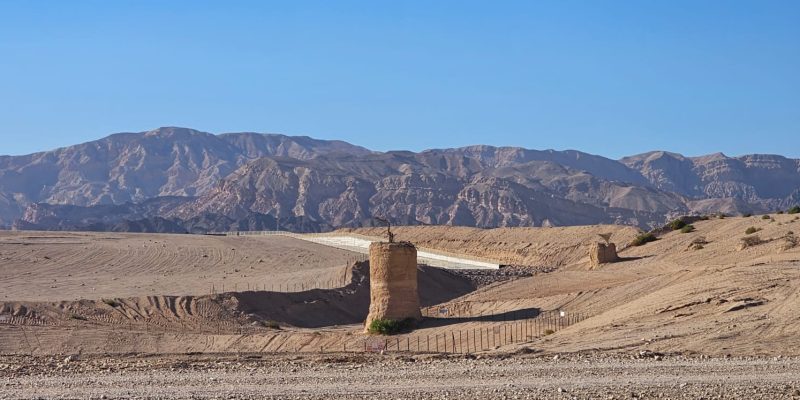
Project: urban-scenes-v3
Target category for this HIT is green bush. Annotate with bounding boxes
[631,232,657,246]
[668,219,687,231]
[367,318,412,335]
[680,224,695,233]
[788,206,800,215]
[745,226,761,235]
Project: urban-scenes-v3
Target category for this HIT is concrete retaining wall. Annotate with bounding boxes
[222,230,501,270]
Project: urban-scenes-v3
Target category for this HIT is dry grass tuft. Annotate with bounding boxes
[739,235,763,250]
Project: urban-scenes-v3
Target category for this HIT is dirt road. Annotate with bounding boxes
[3,353,800,399]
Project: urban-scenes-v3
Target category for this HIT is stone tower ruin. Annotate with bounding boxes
[364,241,422,330]
[589,242,619,268]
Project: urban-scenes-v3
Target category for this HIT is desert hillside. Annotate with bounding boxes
[344,224,641,267]
[1,213,799,358]
[449,213,800,355]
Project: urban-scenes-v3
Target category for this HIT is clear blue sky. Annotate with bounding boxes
[1,1,798,158]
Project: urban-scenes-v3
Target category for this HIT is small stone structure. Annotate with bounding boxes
[364,241,422,330]
[589,242,619,268]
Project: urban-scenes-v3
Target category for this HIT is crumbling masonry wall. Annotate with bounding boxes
[365,242,422,330]
[589,242,619,268]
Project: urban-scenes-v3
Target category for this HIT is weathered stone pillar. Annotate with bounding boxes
[364,242,421,331]
[589,242,619,268]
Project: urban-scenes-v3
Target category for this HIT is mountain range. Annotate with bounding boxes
[3,127,799,233]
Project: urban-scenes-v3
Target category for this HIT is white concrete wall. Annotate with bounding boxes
[225,231,500,270]
[300,235,499,270]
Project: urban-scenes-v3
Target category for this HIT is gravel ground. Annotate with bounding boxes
[3,352,800,399]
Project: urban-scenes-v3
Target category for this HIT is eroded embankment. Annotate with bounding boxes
[2,262,476,329]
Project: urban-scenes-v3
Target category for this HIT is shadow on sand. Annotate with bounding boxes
[418,307,542,329]
[232,262,478,328]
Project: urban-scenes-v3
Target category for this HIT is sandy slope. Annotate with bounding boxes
[452,214,800,355]
[0,232,363,301]
[345,224,641,266]
[2,214,800,358]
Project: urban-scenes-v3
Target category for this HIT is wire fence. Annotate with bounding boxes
[205,255,368,294]
[0,309,587,356]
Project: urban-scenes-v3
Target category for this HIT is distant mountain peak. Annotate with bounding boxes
[143,126,209,138]
[2,127,799,232]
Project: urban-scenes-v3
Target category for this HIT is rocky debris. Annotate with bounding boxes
[445,268,534,287]
[62,354,79,364]
[781,232,798,251]
[688,236,709,250]
[634,350,664,360]
[1,353,800,399]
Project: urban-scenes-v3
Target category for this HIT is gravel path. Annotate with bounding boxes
[3,353,800,399]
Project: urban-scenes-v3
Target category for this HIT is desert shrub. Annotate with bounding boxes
[70,314,87,321]
[782,232,798,247]
[743,213,753,218]
[699,215,710,221]
[262,320,281,329]
[544,329,555,335]
[631,232,657,246]
[740,235,763,249]
[778,211,784,215]
[745,226,761,235]
[668,218,687,231]
[688,236,708,250]
[680,224,695,234]
[786,205,800,214]
[762,215,771,220]
[718,213,726,219]
[367,318,412,335]
[102,298,119,308]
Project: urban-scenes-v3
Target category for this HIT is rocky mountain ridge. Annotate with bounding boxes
[3,127,799,232]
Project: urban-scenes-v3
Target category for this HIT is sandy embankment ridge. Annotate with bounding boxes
[1,214,799,357]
